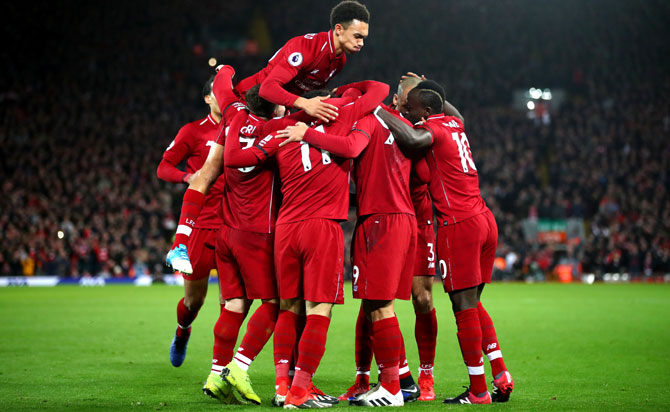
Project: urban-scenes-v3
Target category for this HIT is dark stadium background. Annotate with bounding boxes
[1,0,668,282]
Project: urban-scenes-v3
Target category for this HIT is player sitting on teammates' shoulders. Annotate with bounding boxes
[234,0,370,123]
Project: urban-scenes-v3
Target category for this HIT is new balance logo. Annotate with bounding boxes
[486,343,497,351]
[384,134,394,145]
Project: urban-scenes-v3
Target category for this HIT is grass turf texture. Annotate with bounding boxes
[1,282,668,411]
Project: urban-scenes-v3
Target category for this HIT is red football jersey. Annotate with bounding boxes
[224,81,388,224]
[221,112,280,234]
[410,157,433,225]
[353,111,413,216]
[162,114,224,229]
[234,31,346,107]
[417,114,488,225]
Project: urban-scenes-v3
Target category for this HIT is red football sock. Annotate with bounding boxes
[291,314,331,398]
[398,330,411,380]
[233,302,279,371]
[176,297,199,337]
[477,302,508,377]
[211,307,245,374]
[172,188,205,249]
[372,316,402,394]
[355,305,373,376]
[293,314,306,368]
[415,308,437,375]
[454,308,487,395]
[274,310,299,385]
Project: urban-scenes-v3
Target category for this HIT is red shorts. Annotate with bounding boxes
[437,210,498,293]
[185,227,218,281]
[352,213,417,301]
[414,222,436,277]
[216,225,277,300]
[275,219,345,304]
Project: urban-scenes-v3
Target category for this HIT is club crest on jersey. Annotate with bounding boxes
[288,52,303,67]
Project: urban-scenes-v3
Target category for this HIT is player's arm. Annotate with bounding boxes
[376,107,432,151]
[223,111,277,168]
[157,127,193,183]
[346,80,390,117]
[212,65,243,122]
[276,120,370,158]
[444,99,464,124]
[188,143,224,194]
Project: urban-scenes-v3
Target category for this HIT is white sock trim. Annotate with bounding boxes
[487,350,502,361]
[176,225,193,236]
[211,364,224,373]
[399,365,410,375]
[467,365,485,375]
[356,371,371,376]
[234,357,250,371]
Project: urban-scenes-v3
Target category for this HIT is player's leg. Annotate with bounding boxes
[338,302,373,401]
[353,299,405,407]
[273,298,303,406]
[477,210,513,402]
[166,144,223,273]
[412,275,437,401]
[170,228,214,367]
[351,214,416,407]
[273,222,306,406]
[285,301,336,409]
[219,229,279,404]
[170,277,208,366]
[285,219,344,409]
[340,220,373,400]
[440,214,492,405]
[204,226,247,404]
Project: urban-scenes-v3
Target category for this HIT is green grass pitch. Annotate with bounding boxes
[1,282,668,411]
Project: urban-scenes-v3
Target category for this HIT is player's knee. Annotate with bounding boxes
[412,290,433,313]
[225,297,251,314]
[184,295,205,312]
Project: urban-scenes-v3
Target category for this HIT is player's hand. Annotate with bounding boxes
[276,122,309,147]
[401,72,427,81]
[295,96,338,123]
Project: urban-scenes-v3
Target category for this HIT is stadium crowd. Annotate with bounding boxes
[1,0,668,279]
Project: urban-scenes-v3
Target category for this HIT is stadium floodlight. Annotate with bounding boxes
[208,57,217,67]
[527,101,535,110]
[542,88,552,100]
[529,87,543,99]
[57,230,64,239]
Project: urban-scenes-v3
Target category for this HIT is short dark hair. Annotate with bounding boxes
[202,75,214,96]
[330,1,369,29]
[245,85,276,118]
[411,80,445,114]
[302,89,333,99]
[416,80,445,100]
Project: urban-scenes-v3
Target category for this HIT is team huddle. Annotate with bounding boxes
[157,1,513,408]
